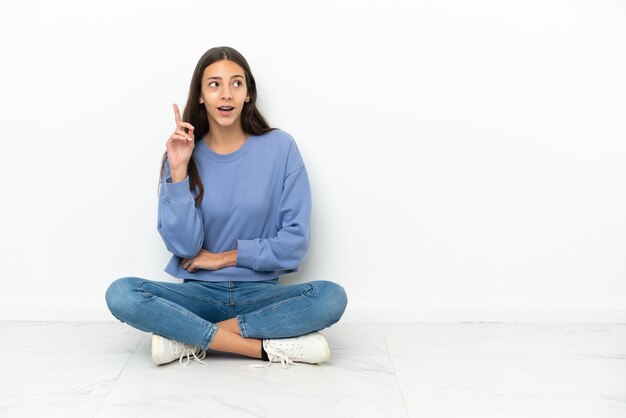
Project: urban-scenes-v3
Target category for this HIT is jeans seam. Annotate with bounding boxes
[137,280,226,305]
[134,280,220,349]
[239,287,312,323]
[137,282,216,329]
[234,291,302,305]
[238,294,307,339]
[237,315,249,338]
[237,281,318,338]
[231,280,298,305]
[201,324,219,349]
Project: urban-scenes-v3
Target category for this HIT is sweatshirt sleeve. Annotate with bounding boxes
[235,141,312,272]
[157,158,205,259]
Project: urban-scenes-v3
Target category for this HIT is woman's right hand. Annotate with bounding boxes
[166,103,195,173]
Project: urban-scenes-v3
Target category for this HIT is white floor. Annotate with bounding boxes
[1,321,625,418]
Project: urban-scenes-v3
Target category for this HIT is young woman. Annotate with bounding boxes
[105,46,348,369]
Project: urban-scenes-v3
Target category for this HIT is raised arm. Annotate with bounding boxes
[156,104,205,258]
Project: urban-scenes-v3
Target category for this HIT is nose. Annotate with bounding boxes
[220,84,232,101]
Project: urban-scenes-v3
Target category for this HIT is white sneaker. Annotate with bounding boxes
[247,332,331,369]
[151,334,207,366]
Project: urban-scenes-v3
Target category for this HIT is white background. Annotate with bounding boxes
[0,0,624,322]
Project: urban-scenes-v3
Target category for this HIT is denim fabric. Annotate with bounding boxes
[105,277,348,350]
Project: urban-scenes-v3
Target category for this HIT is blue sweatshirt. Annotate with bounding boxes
[157,129,311,282]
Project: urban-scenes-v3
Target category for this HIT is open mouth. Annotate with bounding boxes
[217,106,234,116]
[217,106,235,116]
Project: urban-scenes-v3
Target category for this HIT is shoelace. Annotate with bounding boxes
[268,346,297,369]
[178,344,208,366]
[245,340,301,369]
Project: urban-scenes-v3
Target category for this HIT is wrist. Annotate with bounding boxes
[221,250,238,268]
[170,165,188,183]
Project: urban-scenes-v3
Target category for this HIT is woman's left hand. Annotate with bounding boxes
[182,250,224,272]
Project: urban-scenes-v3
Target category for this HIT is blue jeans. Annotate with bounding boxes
[105,277,348,350]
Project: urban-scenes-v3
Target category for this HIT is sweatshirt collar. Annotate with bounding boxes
[198,134,254,163]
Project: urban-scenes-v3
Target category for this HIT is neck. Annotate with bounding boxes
[205,122,247,150]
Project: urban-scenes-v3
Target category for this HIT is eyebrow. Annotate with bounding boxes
[206,75,244,80]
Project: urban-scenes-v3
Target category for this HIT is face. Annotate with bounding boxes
[199,59,250,129]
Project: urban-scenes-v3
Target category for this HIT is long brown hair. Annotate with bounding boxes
[158,46,276,206]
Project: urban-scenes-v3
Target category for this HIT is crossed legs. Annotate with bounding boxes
[212,318,263,359]
[106,278,263,359]
[106,278,348,362]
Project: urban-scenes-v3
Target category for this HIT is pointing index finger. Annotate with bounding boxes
[173,103,182,123]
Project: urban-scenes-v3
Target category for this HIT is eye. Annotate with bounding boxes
[234,80,243,87]
[209,81,218,87]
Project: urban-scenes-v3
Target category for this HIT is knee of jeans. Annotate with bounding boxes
[105,277,140,321]
[314,280,348,326]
